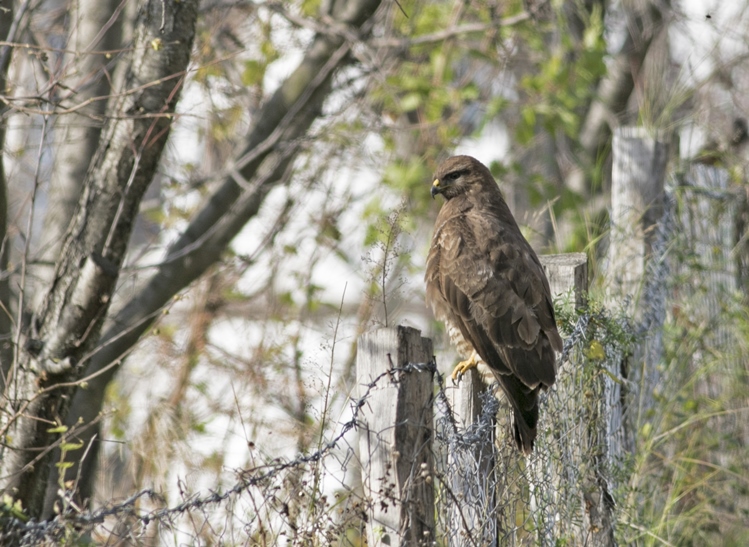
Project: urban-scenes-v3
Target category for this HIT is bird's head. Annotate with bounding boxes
[430,155,495,200]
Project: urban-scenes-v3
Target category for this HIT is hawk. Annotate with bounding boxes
[425,155,563,454]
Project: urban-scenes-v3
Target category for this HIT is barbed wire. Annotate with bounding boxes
[3,182,740,545]
[1,361,432,545]
[3,314,608,546]
[0,293,643,547]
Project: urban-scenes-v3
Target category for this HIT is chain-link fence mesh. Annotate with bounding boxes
[2,164,746,545]
[433,305,634,547]
[0,305,637,546]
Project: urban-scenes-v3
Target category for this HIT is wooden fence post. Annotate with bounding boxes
[357,326,435,547]
[533,253,601,546]
[446,366,498,546]
[677,164,740,424]
[608,126,671,455]
[608,127,670,314]
[540,253,588,309]
[445,253,588,546]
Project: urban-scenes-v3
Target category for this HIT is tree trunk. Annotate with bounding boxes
[567,0,665,194]
[50,0,383,514]
[37,0,124,284]
[0,0,15,379]
[0,0,199,520]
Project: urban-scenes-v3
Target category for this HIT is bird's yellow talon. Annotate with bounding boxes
[451,350,479,382]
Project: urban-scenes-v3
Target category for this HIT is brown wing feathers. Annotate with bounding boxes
[425,155,563,454]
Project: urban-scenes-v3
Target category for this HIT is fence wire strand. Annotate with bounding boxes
[3,175,744,545]
[1,306,631,546]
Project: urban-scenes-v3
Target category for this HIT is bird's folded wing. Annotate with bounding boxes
[434,213,560,388]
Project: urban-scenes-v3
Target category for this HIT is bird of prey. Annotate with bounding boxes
[425,155,563,454]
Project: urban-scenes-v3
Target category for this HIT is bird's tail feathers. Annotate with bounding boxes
[497,374,540,456]
[512,410,537,456]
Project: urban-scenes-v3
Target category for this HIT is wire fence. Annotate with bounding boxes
[2,165,745,545]
[2,305,636,546]
[435,305,634,547]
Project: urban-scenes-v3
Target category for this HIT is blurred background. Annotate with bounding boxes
[1,0,748,544]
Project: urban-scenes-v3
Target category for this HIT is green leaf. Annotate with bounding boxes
[486,96,508,118]
[300,0,321,16]
[460,83,480,102]
[430,50,447,81]
[521,107,536,128]
[584,340,606,361]
[2,495,29,522]
[279,291,295,307]
[261,40,278,63]
[241,60,265,87]
[363,224,379,247]
[399,92,422,112]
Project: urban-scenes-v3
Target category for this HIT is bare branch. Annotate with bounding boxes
[371,14,531,48]
[268,1,529,50]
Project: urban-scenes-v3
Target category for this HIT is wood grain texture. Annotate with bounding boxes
[357,326,435,546]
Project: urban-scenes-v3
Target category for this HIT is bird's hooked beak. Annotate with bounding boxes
[431,179,441,199]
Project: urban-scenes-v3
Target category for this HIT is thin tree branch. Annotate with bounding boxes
[268,1,529,50]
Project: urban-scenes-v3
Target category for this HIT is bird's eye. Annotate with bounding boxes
[446,171,462,181]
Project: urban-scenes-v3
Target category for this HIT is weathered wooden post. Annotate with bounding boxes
[677,164,740,405]
[445,253,588,546]
[357,326,435,547]
[608,127,670,312]
[608,126,671,455]
[530,253,596,546]
[446,366,498,546]
[540,253,588,309]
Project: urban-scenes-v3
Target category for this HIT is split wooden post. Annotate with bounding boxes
[357,326,435,547]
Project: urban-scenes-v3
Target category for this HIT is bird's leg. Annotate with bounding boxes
[451,350,479,382]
